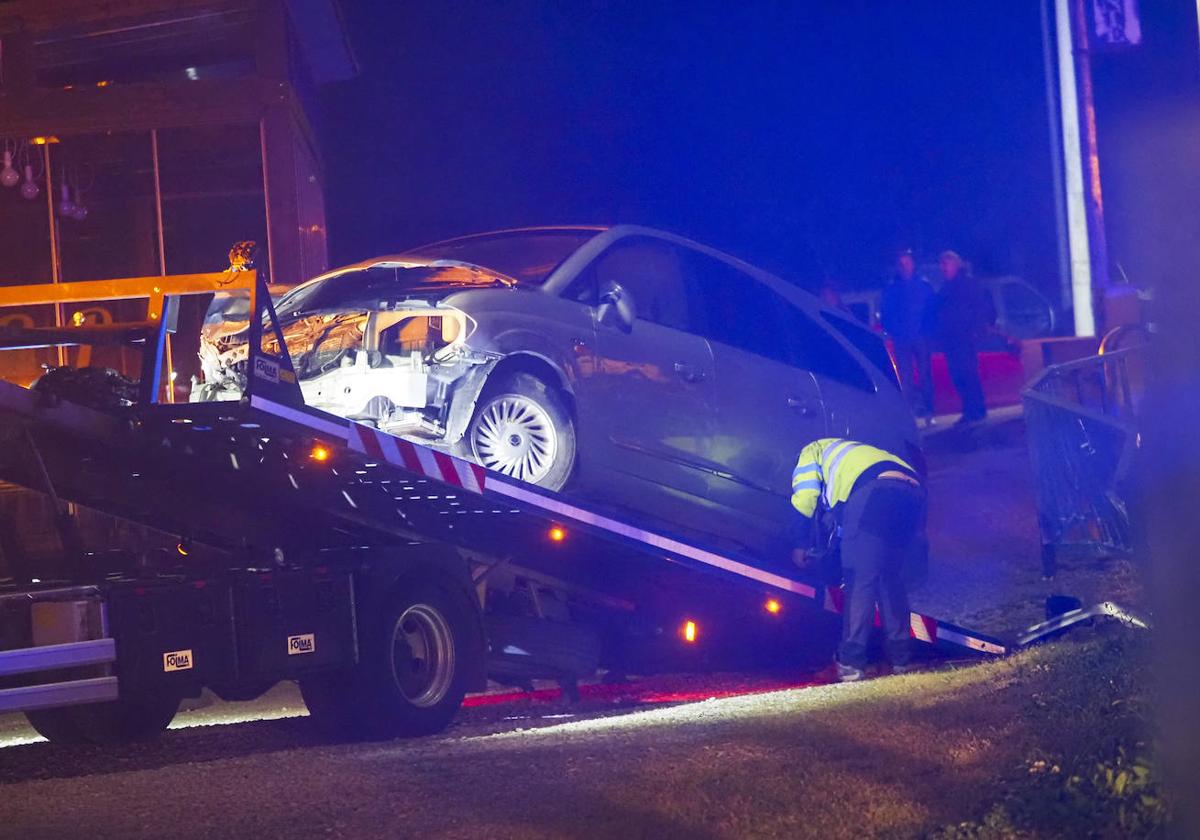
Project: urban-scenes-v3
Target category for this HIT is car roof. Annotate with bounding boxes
[298,227,612,285]
[300,224,809,305]
[410,225,613,250]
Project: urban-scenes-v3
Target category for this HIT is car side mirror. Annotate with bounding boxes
[598,281,635,332]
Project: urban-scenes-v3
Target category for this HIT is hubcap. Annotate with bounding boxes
[390,604,455,708]
[471,395,558,483]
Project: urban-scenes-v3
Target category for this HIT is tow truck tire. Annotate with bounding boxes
[301,580,481,740]
[23,707,87,744]
[25,693,179,745]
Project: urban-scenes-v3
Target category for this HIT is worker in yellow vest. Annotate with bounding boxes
[791,438,928,682]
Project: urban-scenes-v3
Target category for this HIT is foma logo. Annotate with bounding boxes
[287,633,316,655]
[253,356,280,383]
[163,649,194,672]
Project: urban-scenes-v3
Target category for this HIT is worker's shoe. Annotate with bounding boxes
[836,662,866,682]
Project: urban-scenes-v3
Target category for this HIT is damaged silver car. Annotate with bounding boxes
[194,225,920,558]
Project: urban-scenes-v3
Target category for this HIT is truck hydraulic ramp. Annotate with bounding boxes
[0,265,1005,745]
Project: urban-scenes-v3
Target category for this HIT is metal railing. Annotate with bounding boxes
[1022,342,1146,559]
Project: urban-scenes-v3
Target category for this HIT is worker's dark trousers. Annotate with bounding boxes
[837,479,927,670]
[944,340,987,421]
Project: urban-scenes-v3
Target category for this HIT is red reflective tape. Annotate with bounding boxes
[359,426,385,460]
[824,585,844,614]
[469,462,487,492]
[921,615,938,641]
[396,439,422,473]
[434,452,461,486]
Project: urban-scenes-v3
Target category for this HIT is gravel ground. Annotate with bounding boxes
[0,630,1156,839]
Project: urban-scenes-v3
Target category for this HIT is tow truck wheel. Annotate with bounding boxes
[301,580,481,740]
[468,372,576,490]
[25,692,179,745]
[23,707,87,744]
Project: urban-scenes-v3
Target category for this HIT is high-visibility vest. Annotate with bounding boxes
[790,438,915,518]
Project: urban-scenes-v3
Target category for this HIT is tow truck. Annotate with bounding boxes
[0,258,1001,745]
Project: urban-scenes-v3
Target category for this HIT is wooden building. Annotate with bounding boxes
[0,0,355,387]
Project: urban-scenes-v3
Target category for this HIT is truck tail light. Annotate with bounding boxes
[681,620,698,643]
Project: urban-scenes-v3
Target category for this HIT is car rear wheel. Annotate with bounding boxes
[468,372,576,490]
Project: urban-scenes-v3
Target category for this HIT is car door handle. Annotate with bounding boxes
[787,397,818,417]
[673,362,706,383]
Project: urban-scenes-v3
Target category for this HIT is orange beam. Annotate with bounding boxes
[0,271,256,322]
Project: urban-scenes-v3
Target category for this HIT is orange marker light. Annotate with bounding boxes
[682,620,698,643]
[309,444,331,462]
[548,526,567,543]
[765,598,782,615]
[176,542,190,557]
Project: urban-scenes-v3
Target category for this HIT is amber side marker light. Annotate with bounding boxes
[681,620,698,643]
[309,444,331,462]
[765,598,782,615]
[548,526,567,543]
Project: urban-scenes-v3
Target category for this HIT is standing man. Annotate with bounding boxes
[933,251,992,426]
[881,249,936,426]
[791,438,928,682]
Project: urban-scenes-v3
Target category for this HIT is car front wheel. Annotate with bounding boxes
[467,372,576,490]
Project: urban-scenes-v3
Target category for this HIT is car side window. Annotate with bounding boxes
[999,280,1053,338]
[783,306,875,392]
[821,312,898,389]
[687,251,874,391]
[686,252,785,360]
[579,238,698,332]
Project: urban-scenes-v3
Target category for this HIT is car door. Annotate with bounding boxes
[685,250,827,560]
[785,303,887,441]
[572,236,719,528]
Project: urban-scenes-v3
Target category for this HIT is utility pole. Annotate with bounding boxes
[1040,0,1072,315]
[1071,0,1110,301]
[1050,0,1107,337]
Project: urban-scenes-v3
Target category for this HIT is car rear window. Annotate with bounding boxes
[821,312,901,389]
[404,230,599,285]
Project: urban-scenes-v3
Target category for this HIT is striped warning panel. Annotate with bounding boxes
[817,585,1006,655]
[348,423,486,495]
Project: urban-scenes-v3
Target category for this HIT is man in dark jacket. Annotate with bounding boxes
[881,249,936,425]
[934,251,992,425]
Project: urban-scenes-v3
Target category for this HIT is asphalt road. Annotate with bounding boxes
[0,634,1149,839]
[0,664,962,839]
[0,671,847,838]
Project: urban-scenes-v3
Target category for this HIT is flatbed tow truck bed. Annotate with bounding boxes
[0,266,1004,745]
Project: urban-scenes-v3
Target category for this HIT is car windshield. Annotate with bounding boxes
[276,264,511,320]
[404,230,599,285]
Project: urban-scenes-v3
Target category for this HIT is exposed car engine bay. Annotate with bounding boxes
[191,262,505,444]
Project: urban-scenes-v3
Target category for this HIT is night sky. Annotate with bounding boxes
[319,2,1065,298]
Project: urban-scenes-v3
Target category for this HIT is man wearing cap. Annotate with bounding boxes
[933,250,993,425]
[881,249,936,426]
[791,438,928,681]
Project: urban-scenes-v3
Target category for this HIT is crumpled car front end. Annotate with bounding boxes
[281,304,496,439]
[191,261,509,445]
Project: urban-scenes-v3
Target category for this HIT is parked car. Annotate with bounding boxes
[197,225,921,561]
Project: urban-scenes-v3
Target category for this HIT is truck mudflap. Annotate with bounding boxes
[105,568,357,694]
